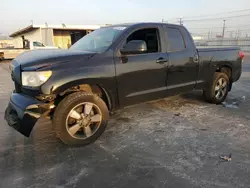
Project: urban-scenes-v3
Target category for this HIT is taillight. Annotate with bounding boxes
[239,51,245,59]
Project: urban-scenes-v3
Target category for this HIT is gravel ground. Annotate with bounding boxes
[0,58,250,188]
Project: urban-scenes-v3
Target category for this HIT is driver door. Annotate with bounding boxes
[114,26,168,107]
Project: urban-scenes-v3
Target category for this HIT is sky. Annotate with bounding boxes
[1,0,250,36]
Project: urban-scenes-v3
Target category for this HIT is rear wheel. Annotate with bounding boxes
[203,72,229,104]
[53,92,109,146]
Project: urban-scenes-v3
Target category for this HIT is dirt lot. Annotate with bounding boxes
[0,57,250,188]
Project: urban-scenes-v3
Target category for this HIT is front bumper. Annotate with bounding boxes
[4,93,53,137]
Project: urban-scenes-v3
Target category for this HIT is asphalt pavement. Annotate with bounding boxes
[0,58,250,188]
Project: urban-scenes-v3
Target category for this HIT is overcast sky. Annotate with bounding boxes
[1,0,250,36]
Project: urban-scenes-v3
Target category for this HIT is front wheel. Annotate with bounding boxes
[203,72,229,104]
[53,92,109,146]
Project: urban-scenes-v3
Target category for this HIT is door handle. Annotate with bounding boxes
[156,58,168,64]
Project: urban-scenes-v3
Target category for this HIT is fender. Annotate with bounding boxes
[42,76,118,110]
[210,56,233,73]
[215,63,233,71]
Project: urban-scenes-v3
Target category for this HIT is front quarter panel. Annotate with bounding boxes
[41,53,117,106]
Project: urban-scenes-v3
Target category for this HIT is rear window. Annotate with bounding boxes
[165,28,185,52]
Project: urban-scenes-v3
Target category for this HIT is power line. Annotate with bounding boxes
[188,26,223,29]
[191,29,250,36]
[227,28,250,31]
[188,24,250,30]
[184,13,250,22]
[225,24,250,29]
[183,9,250,19]
[164,9,250,23]
[193,28,250,33]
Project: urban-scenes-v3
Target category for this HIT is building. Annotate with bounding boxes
[0,39,14,48]
[9,24,105,49]
[0,34,14,48]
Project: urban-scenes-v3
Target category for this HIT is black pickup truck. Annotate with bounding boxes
[5,23,244,146]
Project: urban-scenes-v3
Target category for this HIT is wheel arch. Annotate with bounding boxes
[52,80,114,111]
[215,64,232,79]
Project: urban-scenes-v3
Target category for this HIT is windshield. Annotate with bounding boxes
[70,27,126,52]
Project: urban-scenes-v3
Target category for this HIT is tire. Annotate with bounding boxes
[203,72,229,104]
[53,92,109,146]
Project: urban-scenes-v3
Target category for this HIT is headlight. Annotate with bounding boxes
[22,71,52,87]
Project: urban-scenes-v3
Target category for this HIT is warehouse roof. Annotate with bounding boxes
[9,24,107,37]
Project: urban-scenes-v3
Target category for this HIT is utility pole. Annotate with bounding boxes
[208,31,210,41]
[178,18,183,25]
[236,29,240,45]
[238,29,241,38]
[222,20,226,39]
[45,22,48,46]
[230,31,233,38]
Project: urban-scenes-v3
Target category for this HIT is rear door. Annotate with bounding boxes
[114,26,168,107]
[163,26,199,95]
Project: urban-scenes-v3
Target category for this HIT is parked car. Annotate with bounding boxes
[30,41,59,50]
[0,41,58,60]
[5,23,244,146]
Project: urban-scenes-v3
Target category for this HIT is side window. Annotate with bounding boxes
[165,28,185,52]
[125,28,160,53]
[33,41,44,47]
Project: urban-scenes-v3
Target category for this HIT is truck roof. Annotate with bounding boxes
[106,22,183,29]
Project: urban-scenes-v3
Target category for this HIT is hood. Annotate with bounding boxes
[15,49,96,70]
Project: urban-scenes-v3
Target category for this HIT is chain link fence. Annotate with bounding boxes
[195,38,250,51]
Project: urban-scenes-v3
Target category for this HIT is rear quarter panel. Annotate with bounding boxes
[196,48,241,89]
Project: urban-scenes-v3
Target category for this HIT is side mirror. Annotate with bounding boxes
[120,40,147,55]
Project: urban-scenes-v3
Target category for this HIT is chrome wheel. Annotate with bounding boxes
[215,78,227,100]
[66,102,102,139]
